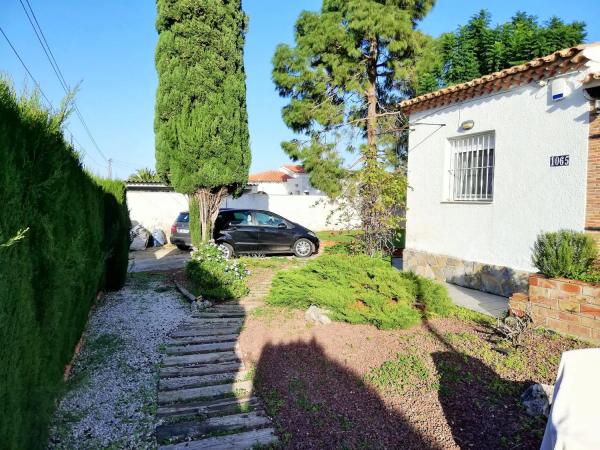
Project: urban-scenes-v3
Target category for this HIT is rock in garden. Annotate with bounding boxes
[305,305,331,325]
[521,383,554,417]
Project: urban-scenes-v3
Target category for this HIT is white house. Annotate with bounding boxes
[401,43,600,297]
[246,165,322,196]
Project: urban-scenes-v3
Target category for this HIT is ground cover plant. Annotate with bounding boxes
[0,81,130,449]
[266,254,452,329]
[185,243,249,300]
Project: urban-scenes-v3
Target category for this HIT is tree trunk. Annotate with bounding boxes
[361,38,381,255]
[191,186,228,247]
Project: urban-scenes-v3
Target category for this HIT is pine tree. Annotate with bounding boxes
[155,0,251,244]
[419,10,586,90]
[273,0,435,255]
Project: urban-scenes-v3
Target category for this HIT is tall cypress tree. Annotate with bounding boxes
[155,0,251,244]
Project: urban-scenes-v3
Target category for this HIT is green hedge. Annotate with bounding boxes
[0,81,130,449]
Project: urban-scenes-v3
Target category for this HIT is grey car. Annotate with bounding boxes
[169,209,320,258]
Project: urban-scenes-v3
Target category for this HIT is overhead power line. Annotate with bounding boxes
[0,24,105,171]
[18,0,109,164]
[0,25,52,105]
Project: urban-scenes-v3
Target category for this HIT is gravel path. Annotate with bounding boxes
[48,272,189,449]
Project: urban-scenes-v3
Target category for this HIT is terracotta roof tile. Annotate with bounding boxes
[582,72,600,84]
[248,170,290,183]
[283,164,306,173]
[401,42,599,114]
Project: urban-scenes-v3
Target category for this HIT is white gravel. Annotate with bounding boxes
[48,273,189,449]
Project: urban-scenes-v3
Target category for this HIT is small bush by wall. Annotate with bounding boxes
[532,230,597,280]
[267,254,452,329]
[0,82,129,449]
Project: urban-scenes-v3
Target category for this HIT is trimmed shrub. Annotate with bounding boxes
[267,254,452,329]
[0,81,129,449]
[532,230,597,279]
[186,243,249,300]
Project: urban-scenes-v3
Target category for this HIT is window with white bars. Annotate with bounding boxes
[447,132,495,202]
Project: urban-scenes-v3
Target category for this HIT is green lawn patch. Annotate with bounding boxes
[365,353,431,393]
[266,254,452,329]
[316,230,360,243]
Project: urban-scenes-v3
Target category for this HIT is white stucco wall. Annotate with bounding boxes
[223,193,348,230]
[126,190,188,237]
[406,70,591,272]
[127,190,350,236]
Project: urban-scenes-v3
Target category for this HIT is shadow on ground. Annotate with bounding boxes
[251,321,544,449]
[252,338,440,449]
[424,322,543,449]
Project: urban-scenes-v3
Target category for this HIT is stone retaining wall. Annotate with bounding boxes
[403,248,529,297]
[509,274,600,344]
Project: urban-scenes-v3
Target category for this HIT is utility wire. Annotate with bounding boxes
[0,24,105,171]
[0,25,52,105]
[18,0,109,163]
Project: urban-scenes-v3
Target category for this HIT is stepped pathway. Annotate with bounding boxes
[156,268,277,449]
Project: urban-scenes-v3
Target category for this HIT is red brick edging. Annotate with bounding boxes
[509,274,600,343]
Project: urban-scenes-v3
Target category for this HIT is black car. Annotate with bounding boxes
[170,208,320,258]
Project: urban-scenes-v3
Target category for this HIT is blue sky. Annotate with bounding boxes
[1,0,599,179]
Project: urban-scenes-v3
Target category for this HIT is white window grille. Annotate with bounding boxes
[448,132,495,201]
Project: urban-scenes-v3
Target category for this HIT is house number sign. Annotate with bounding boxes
[550,155,569,167]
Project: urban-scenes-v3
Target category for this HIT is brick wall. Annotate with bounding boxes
[509,274,600,343]
[586,101,600,246]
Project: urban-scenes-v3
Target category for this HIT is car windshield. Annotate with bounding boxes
[255,211,286,227]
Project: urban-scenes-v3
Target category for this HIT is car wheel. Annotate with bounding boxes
[219,243,234,259]
[293,238,314,258]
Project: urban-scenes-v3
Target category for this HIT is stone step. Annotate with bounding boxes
[159,370,250,391]
[170,327,241,338]
[192,312,246,318]
[157,395,261,419]
[156,410,271,445]
[166,341,237,356]
[183,318,245,325]
[158,427,278,450]
[160,361,244,379]
[162,351,241,368]
[167,334,239,346]
[158,380,253,405]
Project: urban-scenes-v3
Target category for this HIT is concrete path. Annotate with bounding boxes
[128,245,191,272]
[392,257,508,318]
[444,282,508,318]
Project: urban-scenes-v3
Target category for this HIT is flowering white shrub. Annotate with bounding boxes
[186,243,249,300]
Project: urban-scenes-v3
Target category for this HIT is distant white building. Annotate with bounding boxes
[247,165,322,196]
[401,43,600,297]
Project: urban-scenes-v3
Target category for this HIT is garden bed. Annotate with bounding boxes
[239,304,590,449]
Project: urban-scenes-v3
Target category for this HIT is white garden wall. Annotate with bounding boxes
[127,190,349,237]
[406,70,590,272]
[127,190,188,237]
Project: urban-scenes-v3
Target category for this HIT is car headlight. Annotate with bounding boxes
[308,231,316,237]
